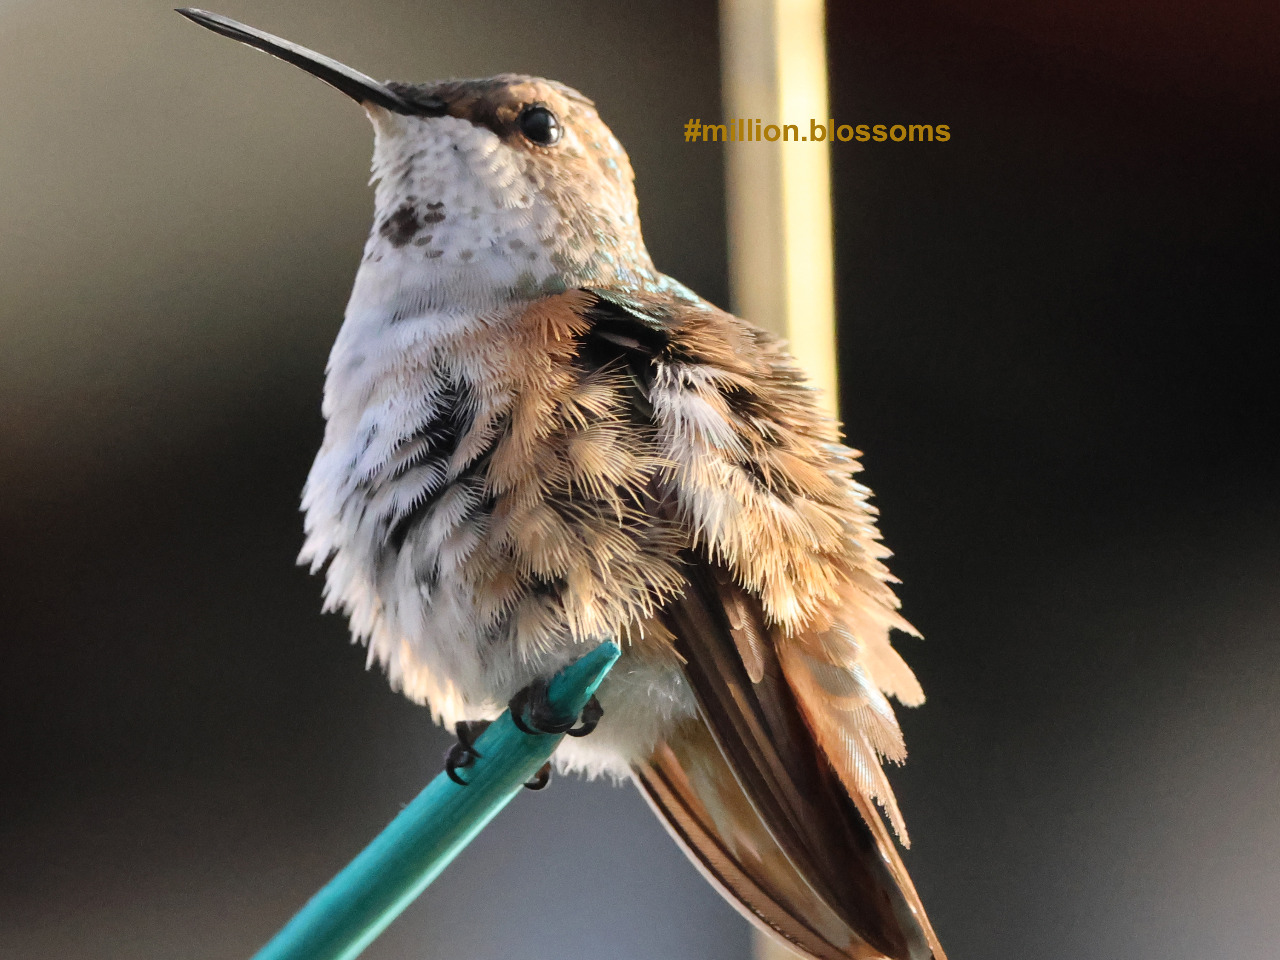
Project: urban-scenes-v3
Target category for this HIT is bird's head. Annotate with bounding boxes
[179,9,657,313]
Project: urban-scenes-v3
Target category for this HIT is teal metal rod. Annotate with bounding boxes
[251,641,621,960]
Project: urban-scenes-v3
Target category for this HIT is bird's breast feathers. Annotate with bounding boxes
[300,286,923,814]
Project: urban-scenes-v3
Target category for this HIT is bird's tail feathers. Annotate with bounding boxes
[633,720,945,960]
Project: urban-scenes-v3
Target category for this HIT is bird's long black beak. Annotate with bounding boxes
[176,9,435,116]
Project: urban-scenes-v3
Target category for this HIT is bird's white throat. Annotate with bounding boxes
[352,111,570,323]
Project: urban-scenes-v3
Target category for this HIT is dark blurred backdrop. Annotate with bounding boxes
[2,2,1277,958]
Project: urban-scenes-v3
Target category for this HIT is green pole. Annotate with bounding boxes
[250,641,621,960]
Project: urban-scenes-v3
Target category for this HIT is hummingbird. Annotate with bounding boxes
[178,10,945,960]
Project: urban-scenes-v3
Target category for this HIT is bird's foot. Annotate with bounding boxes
[444,719,491,786]
[508,678,603,738]
[524,761,552,791]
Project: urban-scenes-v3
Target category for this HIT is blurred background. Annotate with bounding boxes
[2,1,1277,958]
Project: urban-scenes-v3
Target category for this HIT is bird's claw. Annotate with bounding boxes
[524,761,552,791]
[565,694,603,737]
[443,720,491,786]
[509,678,604,738]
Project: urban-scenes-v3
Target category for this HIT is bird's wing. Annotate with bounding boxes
[575,287,944,960]
[642,565,941,960]
[634,714,867,960]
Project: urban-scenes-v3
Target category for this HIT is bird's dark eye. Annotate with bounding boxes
[518,105,561,146]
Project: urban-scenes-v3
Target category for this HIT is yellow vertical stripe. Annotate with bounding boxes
[720,0,838,419]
